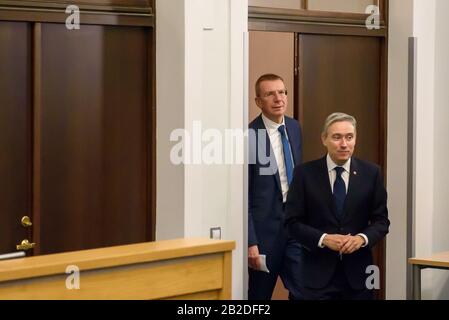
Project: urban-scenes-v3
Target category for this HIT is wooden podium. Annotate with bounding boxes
[0,238,235,300]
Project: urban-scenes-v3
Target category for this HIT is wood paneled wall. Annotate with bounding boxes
[0,1,155,256]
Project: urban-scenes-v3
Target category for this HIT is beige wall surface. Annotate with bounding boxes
[307,0,375,13]
[249,0,302,10]
[386,0,413,300]
[412,0,436,300]
[249,31,294,123]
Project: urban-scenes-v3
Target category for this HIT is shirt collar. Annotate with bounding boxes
[261,113,285,135]
[326,154,351,173]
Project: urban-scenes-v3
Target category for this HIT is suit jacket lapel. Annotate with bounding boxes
[317,157,339,224]
[255,115,282,194]
[342,158,360,223]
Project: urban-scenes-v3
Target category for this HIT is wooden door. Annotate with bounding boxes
[297,33,386,299]
[36,23,152,254]
[0,22,32,255]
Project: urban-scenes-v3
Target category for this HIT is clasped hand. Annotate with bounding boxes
[323,234,365,255]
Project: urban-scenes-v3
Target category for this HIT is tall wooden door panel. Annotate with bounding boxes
[37,24,151,254]
[0,22,32,255]
[298,34,381,164]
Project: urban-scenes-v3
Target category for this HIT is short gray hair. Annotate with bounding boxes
[322,112,357,137]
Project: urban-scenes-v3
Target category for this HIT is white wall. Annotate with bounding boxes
[388,0,449,300]
[386,0,413,300]
[229,0,248,300]
[413,0,449,300]
[184,0,248,299]
[156,0,247,299]
[430,0,449,300]
[156,0,186,240]
[412,0,436,300]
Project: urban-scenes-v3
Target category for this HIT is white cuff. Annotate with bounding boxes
[357,233,369,247]
[318,233,327,248]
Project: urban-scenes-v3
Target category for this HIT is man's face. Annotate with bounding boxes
[321,121,356,165]
[255,79,288,124]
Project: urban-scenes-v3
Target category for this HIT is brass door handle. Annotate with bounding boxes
[21,216,33,227]
[16,239,36,251]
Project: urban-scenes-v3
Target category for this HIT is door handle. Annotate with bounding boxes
[16,239,36,251]
[21,216,33,227]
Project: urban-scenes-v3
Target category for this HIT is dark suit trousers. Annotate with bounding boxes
[294,260,374,300]
[248,231,302,300]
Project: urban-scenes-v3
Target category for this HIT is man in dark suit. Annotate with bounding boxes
[248,74,302,300]
[285,112,390,300]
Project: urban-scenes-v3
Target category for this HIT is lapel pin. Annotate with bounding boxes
[353,171,357,175]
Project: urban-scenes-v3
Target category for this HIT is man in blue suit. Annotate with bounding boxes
[285,112,390,300]
[248,74,303,300]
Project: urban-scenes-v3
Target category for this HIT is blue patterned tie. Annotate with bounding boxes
[278,125,294,185]
[333,166,346,219]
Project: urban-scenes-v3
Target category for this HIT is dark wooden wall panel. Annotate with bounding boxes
[39,23,150,254]
[0,1,154,26]
[0,21,31,254]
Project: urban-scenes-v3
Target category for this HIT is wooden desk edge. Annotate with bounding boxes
[0,238,236,282]
[409,253,449,269]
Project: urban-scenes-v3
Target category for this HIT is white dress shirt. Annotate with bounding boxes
[318,154,368,248]
[261,114,294,203]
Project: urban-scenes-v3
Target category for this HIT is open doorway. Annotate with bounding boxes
[249,30,387,299]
